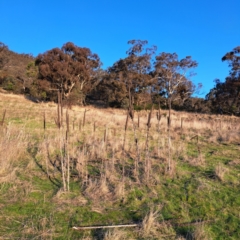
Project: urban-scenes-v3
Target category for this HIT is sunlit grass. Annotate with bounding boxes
[0,92,240,239]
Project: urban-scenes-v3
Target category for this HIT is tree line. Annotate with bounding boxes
[0,40,239,115]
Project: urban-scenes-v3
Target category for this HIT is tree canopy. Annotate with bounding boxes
[35,42,101,103]
[98,40,157,107]
[153,53,198,116]
[1,39,240,116]
[206,46,240,115]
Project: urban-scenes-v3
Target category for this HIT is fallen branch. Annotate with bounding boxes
[72,219,215,231]
[73,223,139,230]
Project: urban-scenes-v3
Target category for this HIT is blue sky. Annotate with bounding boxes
[1,0,239,97]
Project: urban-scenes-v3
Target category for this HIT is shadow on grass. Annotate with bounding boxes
[27,145,62,189]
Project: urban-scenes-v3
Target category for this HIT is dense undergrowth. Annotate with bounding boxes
[0,93,239,239]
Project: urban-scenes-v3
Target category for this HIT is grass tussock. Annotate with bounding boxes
[141,208,160,237]
[215,163,228,182]
[141,208,176,238]
[84,177,112,201]
[191,222,212,240]
[104,228,128,240]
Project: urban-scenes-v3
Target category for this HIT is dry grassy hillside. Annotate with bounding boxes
[0,92,240,239]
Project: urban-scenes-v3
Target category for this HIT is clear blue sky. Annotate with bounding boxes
[1,0,239,97]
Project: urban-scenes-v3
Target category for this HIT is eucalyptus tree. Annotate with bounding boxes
[221,46,240,114]
[222,46,240,78]
[206,46,240,115]
[107,40,157,107]
[35,42,101,104]
[153,52,198,171]
[154,53,198,125]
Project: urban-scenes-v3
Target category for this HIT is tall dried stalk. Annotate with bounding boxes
[167,115,172,171]
[121,110,129,183]
[67,147,70,191]
[181,117,184,129]
[65,108,70,191]
[156,103,162,158]
[60,92,63,127]
[79,120,82,131]
[93,121,96,133]
[55,91,67,191]
[128,90,140,181]
[130,111,139,179]
[59,130,67,191]
[54,91,64,129]
[0,109,6,126]
[122,111,129,152]
[138,113,140,128]
[57,95,60,128]
[57,91,62,129]
[72,119,75,130]
[83,109,87,128]
[104,125,108,143]
[43,111,46,131]
[76,146,88,185]
[145,105,153,182]
[66,108,70,134]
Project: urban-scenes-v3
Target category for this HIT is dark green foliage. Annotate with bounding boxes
[104,40,156,108]
[205,46,240,115]
[95,76,128,108]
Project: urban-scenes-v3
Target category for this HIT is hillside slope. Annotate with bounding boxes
[0,93,240,239]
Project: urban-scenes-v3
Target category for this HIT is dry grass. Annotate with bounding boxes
[114,181,125,199]
[0,125,29,183]
[140,208,176,238]
[104,228,128,240]
[0,93,240,238]
[215,163,228,182]
[84,177,112,201]
[228,159,240,166]
[141,208,160,237]
[191,222,212,240]
[1,92,239,186]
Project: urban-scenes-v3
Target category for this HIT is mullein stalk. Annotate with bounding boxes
[145,105,153,182]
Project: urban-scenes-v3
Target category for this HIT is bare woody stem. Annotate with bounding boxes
[145,105,153,182]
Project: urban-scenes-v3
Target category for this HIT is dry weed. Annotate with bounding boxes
[191,222,212,240]
[228,159,240,166]
[187,154,205,167]
[140,208,161,237]
[140,208,176,238]
[21,215,55,239]
[114,181,125,199]
[165,159,177,177]
[221,131,240,144]
[105,164,120,183]
[104,228,128,240]
[215,163,228,181]
[84,178,112,200]
[173,141,187,160]
[0,125,28,183]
